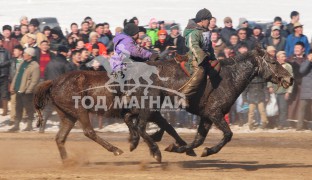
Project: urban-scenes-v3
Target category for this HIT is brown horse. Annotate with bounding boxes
[34,48,293,163]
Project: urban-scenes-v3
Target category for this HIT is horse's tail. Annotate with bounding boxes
[33,80,53,128]
[155,67,169,81]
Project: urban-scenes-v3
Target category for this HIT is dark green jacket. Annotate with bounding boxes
[183,19,216,74]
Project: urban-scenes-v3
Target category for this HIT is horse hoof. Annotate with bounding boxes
[186,149,197,157]
[153,152,162,163]
[129,139,139,152]
[164,143,177,152]
[113,149,124,156]
[201,147,214,157]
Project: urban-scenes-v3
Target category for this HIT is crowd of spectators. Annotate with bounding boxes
[0,10,311,132]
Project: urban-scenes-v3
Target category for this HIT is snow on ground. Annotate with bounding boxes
[0,0,311,134]
[0,112,310,134]
[1,0,312,38]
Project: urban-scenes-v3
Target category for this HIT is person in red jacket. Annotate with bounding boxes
[85,32,107,56]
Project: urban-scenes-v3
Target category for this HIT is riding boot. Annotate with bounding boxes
[1,100,8,116]
[178,66,205,107]
[8,119,21,132]
[23,120,33,131]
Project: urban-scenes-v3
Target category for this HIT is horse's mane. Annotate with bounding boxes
[219,51,256,67]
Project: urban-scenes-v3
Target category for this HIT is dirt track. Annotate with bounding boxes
[0,131,311,180]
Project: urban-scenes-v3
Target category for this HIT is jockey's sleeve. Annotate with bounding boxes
[126,40,153,60]
[188,30,207,64]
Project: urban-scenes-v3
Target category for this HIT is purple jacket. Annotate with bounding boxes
[110,33,152,71]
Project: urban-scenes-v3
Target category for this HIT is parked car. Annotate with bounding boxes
[236,18,287,34]
[36,17,61,31]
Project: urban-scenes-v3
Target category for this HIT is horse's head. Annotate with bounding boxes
[253,47,293,89]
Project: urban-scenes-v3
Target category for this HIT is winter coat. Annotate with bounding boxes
[264,36,286,52]
[98,35,110,47]
[44,54,71,80]
[167,34,187,54]
[146,28,159,46]
[183,19,216,74]
[9,57,23,81]
[220,27,237,44]
[85,42,107,56]
[242,76,269,104]
[250,35,265,49]
[110,33,152,71]
[49,37,69,52]
[237,38,255,51]
[3,38,19,55]
[285,34,310,57]
[11,60,40,94]
[20,31,48,48]
[299,59,312,99]
[154,39,170,53]
[0,47,11,77]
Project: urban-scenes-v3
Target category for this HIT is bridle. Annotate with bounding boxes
[255,53,282,92]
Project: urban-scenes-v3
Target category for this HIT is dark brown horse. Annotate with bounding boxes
[34,48,293,163]
[121,48,293,161]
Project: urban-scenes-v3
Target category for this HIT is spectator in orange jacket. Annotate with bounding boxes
[85,32,107,56]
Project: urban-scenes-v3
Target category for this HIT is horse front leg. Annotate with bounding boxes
[148,112,197,156]
[201,116,233,157]
[171,117,212,154]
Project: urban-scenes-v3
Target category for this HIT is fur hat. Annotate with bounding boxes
[2,25,12,31]
[24,47,36,57]
[195,8,212,23]
[29,18,40,27]
[138,26,146,33]
[124,23,139,36]
[157,29,167,36]
[224,17,232,23]
[170,23,179,30]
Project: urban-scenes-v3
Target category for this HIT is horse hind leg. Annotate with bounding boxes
[78,110,123,156]
[201,116,233,157]
[54,107,76,161]
[124,112,140,151]
[136,115,162,163]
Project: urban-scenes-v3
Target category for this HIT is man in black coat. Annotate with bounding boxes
[220,17,236,44]
[44,46,71,81]
[0,36,11,116]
